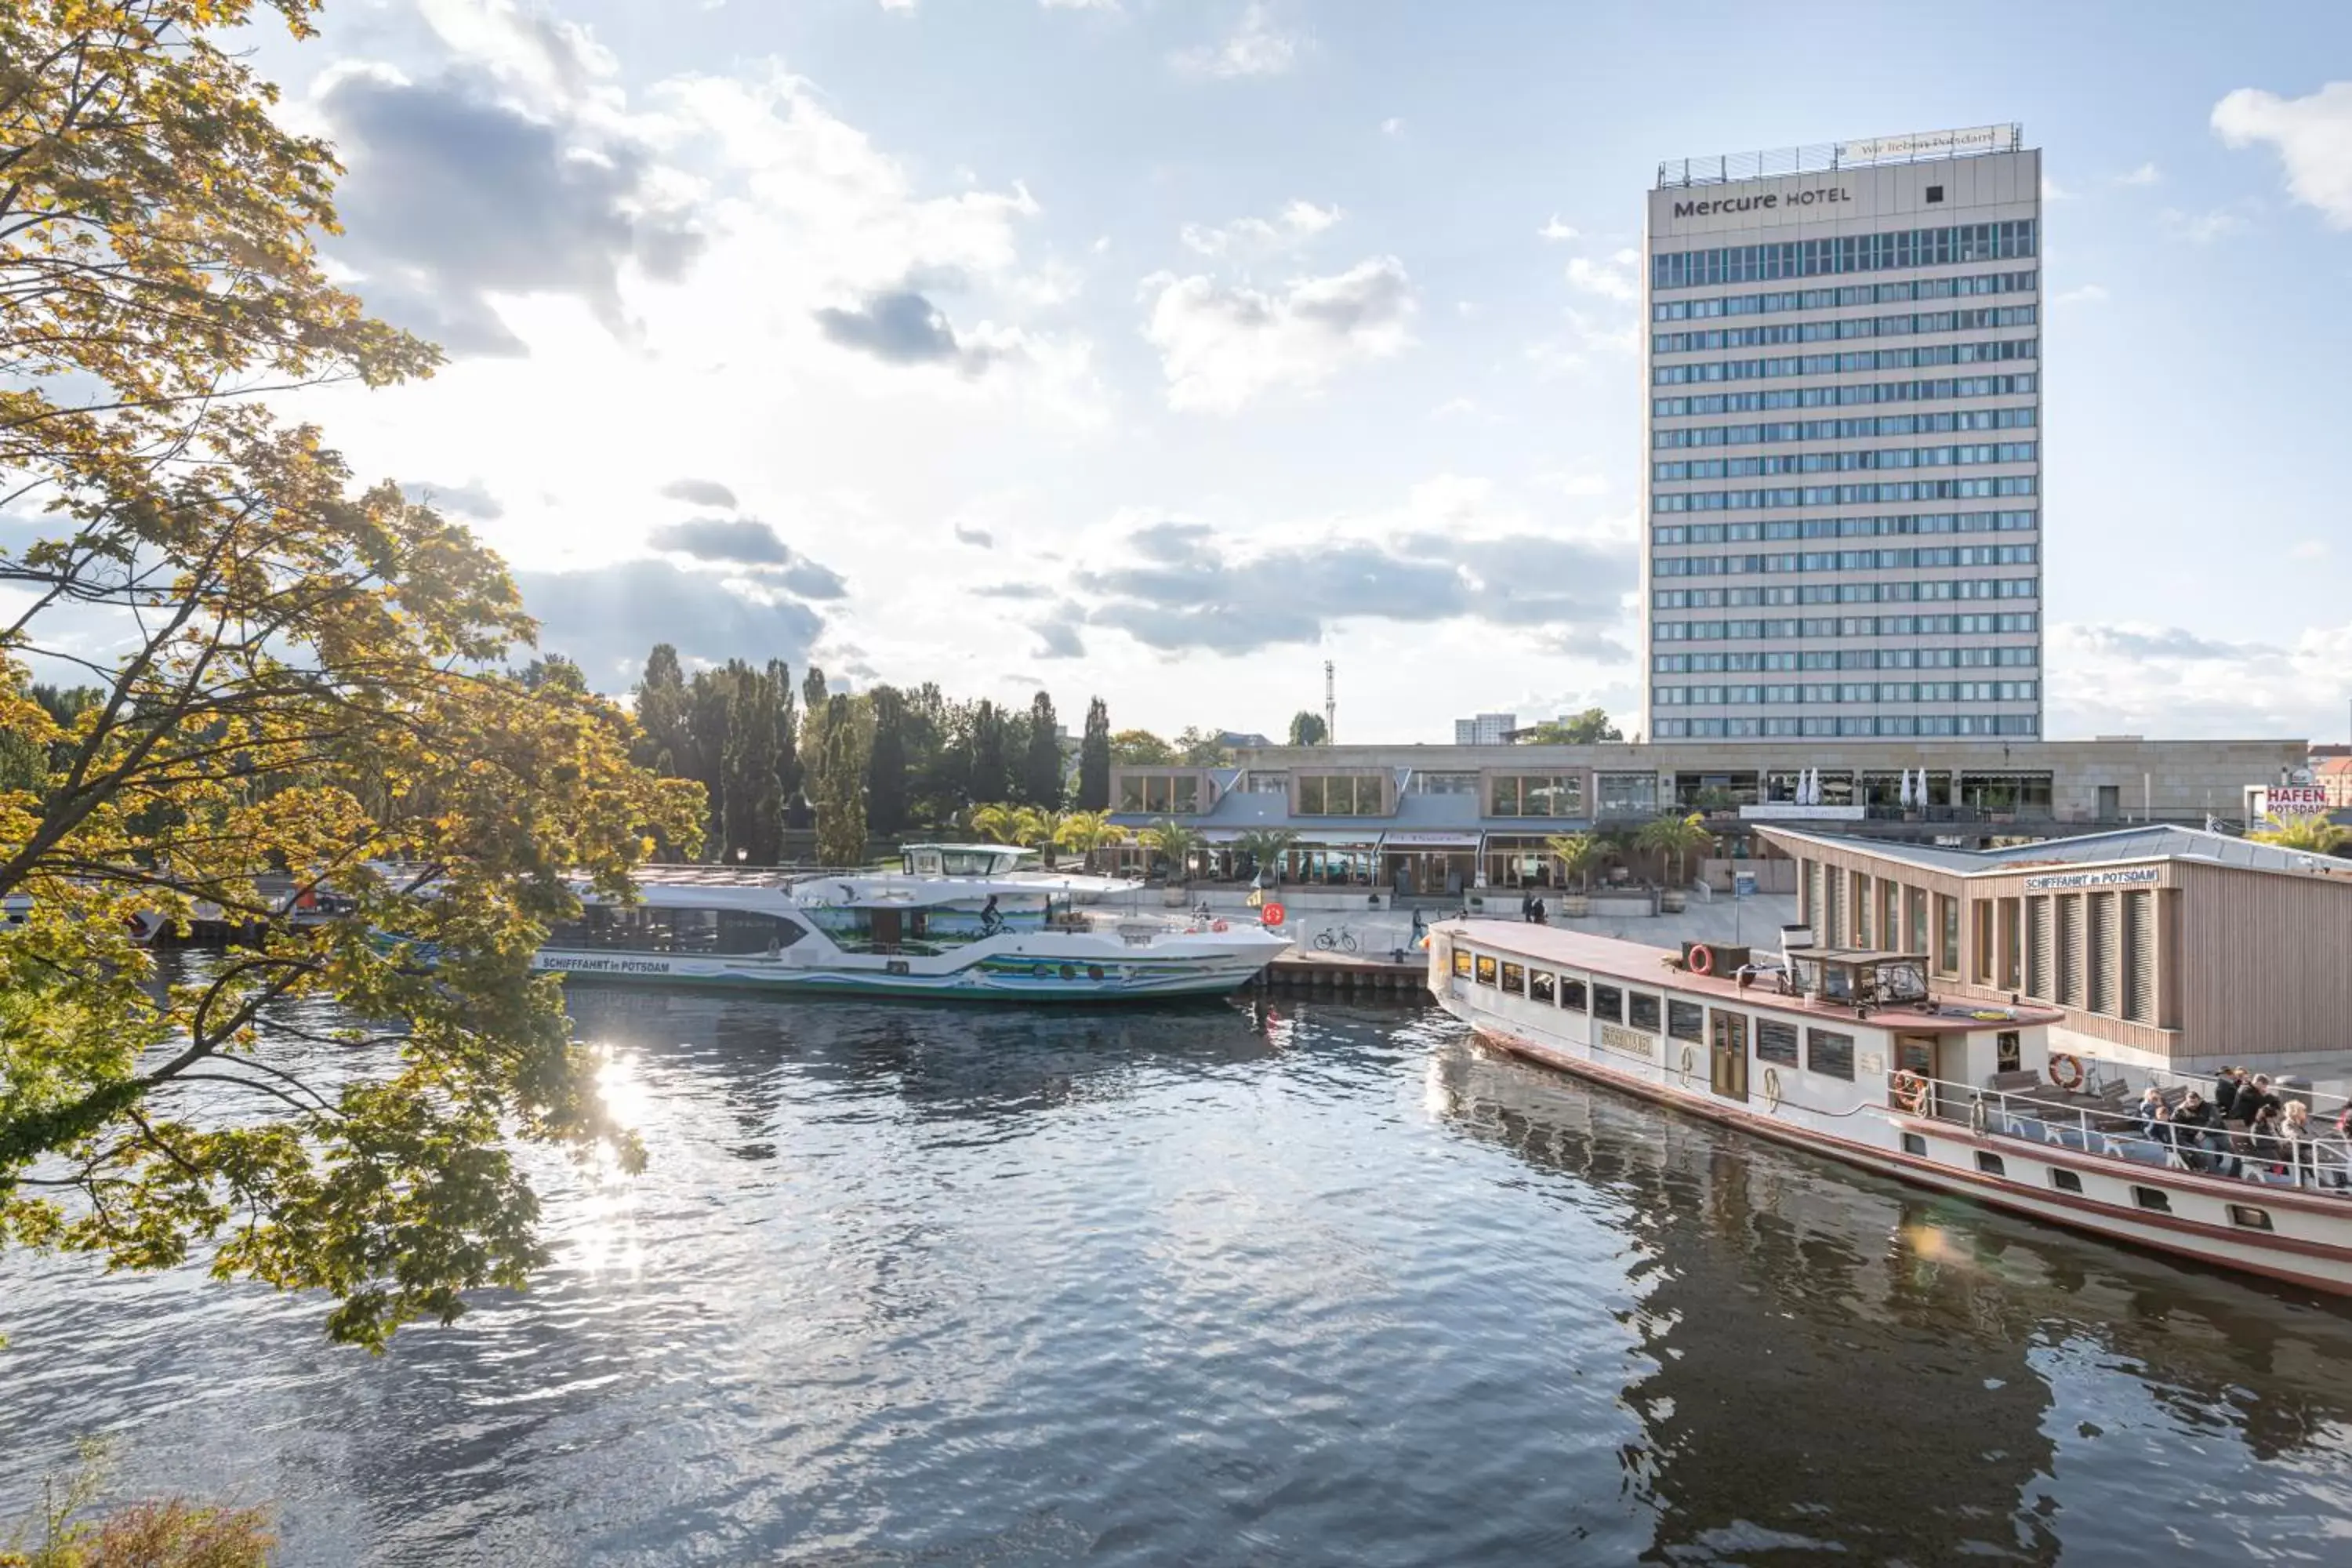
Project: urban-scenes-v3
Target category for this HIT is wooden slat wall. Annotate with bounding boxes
[2176,862,2352,1057]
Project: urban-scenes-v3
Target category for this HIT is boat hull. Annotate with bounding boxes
[532,946,1277,1001]
[1434,978,2352,1298]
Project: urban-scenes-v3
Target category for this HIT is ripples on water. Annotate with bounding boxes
[5,986,2352,1565]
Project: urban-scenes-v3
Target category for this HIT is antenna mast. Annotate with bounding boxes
[1323,660,1336,746]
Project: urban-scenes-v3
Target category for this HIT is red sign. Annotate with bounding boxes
[1261,902,1287,927]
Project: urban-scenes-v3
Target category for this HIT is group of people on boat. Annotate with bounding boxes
[2130,1067,2352,1187]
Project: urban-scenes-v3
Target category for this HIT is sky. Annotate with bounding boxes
[234,0,2352,745]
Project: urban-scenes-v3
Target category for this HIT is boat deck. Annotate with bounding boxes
[1446,920,2064,1034]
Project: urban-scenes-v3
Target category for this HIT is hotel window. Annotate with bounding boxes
[1628,993,1662,1033]
[1501,963,1526,996]
[1116,773,1202,814]
[1475,955,1497,985]
[1530,970,1557,1004]
[1488,775,1585,817]
[1297,774,1384,815]
[1806,1029,1856,1082]
[1592,984,1624,1025]
[1667,1000,1705,1043]
[1755,1019,1798,1065]
[1560,977,1589,1012]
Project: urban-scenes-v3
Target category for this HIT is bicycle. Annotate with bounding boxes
[1312,927,1361,954]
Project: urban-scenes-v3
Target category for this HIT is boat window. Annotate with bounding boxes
[1452,948,1473,978]
[1900,1133,1927,1157]
[1755,1019,1798,1065]
[905,850,945,876]
[1560,977,1588,1012]
[1628,993,1662,1033]
[2049,1168,2083,1194]
[1501,963,1526,996]
[1592,984,1624,1024]
[1996,1031,2022,1073]
[2131,1185,2172,1214]
[1805,1028,1855,1081]
[1530,969,1557,1004]
[1475,954,1497,985]
[545,906,805,956]
[2228,1205,2274,1232]
[1872,960,1928,1003]
[941,850,1004,876]
[1976,1152,2006,1177]
[1666,1000,1704,1043]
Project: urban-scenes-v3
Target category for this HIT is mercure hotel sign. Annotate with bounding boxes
[1671,187,1852,220]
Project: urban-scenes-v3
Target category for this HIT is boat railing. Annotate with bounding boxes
[1889,1069,2352,1196]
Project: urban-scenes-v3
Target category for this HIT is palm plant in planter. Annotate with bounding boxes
[1138,819,1202,891]
[1546,832,1603,916]
[1639,812,1715,911]
[1232,827,1299,885]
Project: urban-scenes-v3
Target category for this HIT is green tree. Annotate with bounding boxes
[1174,727,1235,767]
[722,661,784,864]
[967,801,1022,844]
[0,0,702,1346]
[2251,815,2351,855]
[635,644,691,775]
[1109,728,1178,766]
[766,658,800,811]
[1076,697,1112,811]
[686,667,733,855]
[1522,707,1624,745]
[1022,691,1064,808]
[968,700,1011,804]
[813,693,870,866]
[866,684,910,837]
[1287,710,1328,746]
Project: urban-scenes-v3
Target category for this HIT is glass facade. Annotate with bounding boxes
[1644,147,2042,742]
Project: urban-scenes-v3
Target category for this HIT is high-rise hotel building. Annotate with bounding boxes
[1642,125,2042,742]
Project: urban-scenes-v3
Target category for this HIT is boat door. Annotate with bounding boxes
[1894,1033,1940,1120]
[1709,1009,1749,1102]
[870,908,904,953]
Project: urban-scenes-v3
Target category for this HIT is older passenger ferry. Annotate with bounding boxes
[1431,920,2352,1295]
[534,844,1288,1001]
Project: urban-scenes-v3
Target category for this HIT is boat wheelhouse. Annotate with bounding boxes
[533,844,1289,1001]
[1430,920,2352,1295]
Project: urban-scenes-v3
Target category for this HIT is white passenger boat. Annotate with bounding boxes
[534,844,1289,1001]
[1431,920,2352,1296]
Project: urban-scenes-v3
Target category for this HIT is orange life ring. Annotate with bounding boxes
[2047,1053,2085,1092]
[1891,1070,1929,1114]
[1261,902,1286,927]
[1686,943,1716,976]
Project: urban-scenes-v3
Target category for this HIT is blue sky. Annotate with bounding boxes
[256,0,2352,743]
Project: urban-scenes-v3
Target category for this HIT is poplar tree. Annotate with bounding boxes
[1077,697,1112,811]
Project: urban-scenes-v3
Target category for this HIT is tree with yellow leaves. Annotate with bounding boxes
[0,2,702,1348]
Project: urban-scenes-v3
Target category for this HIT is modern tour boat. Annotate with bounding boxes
[1430,919,2352,1295]
[534,844,1290,1001]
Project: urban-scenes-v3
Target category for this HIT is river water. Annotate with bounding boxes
[4,987,2351,1565]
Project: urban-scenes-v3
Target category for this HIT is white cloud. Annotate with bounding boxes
[877,0,916,10]
[2116,161,2162,186]
[1042,0,1120,9]
[1179,198,1341,260]
[1174,3,1305,79]
[1537,216,1580,242]
[1428,396,1479,419]
[1563,249,1641,303]
[2053,282,2109,307]
[2049,620,2352,741]
[2161,205,2249,243]
[1381,117,1404,138]
[2292,539,2330,561]
[2041,175,2071,201]
[1141,257,1415,413]
[2213,81,2352,227]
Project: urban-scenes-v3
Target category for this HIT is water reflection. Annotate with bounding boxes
[5,996,2350,1566]
[1427,1037,2352,1564]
